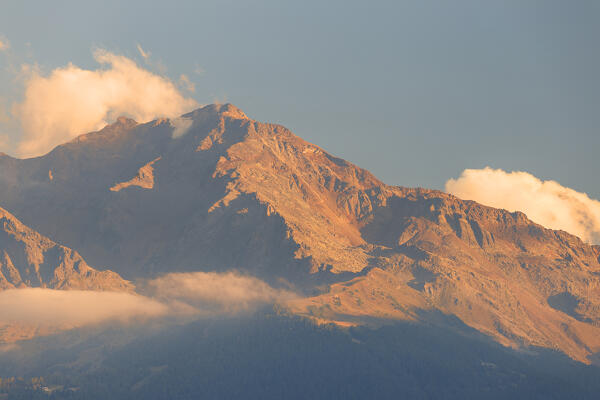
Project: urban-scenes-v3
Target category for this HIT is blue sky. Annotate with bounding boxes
[1,0,599,198]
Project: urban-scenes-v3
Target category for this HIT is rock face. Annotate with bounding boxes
[0,206,131,291]
[1,104,600,362]
[0,104,382,281]
[290,189,600,363]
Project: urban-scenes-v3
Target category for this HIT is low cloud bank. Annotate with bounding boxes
[446,167,600,244]
[13,49,198,158]
[148,271,297,314]
[0,272,295,331]
[0,289,167,328]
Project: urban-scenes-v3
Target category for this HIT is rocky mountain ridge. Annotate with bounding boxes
[1,104,600,362]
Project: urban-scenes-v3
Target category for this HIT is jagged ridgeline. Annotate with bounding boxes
[1,104,600,363]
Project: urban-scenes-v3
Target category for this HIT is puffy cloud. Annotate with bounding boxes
[445,167,600,244]
[148,271,297,314]
[12,49,198,158]
[0,289,168,328]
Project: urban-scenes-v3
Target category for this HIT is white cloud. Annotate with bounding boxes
[446,167,600,244]
[12,49,198,158]
[0,272,296,336]
[0,289,168,328]
[148,271,297,314]
[170,117,194,138]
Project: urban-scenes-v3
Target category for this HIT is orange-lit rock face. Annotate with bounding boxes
[1,103,600,362]
[291,189,600,363]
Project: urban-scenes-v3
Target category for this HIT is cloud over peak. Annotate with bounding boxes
[13,49,198,158]
[446,167,600,244]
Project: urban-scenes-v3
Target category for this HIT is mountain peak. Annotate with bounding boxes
[184,103,248,121]
[211,103,248,119]
[113,116,138,128]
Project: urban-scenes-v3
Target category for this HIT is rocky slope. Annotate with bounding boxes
[289,188,600,362]
[0,104,382,281]
[1,104,600,362]
[0,206,131,291]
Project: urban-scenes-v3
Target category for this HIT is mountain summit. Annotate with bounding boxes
[1,104,600,362]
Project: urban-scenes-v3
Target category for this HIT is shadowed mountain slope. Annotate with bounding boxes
[0,206,130,291]
[1,104,600,362]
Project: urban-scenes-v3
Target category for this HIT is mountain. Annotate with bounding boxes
[1,104,600,363]
[0,205,132,343]
[0,206,130,291]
